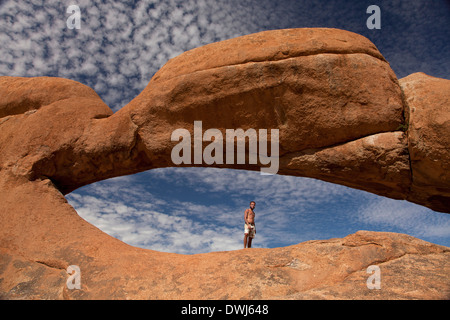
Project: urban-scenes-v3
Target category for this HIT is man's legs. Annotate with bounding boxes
[243,232,253,248]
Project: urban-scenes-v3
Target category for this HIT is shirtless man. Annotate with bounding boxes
[244,201,256,248]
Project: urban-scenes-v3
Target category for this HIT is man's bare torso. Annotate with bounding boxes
[245,208,255,224]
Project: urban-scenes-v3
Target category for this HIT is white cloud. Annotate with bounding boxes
[358,197,450,240]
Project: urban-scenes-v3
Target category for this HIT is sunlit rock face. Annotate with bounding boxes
[0,28,449,299]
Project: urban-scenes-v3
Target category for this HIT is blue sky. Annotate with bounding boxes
[1,0,449,253]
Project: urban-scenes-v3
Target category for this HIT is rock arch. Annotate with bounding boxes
[0,28,449,299]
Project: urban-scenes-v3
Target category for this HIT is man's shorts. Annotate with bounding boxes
[245,223,256,239]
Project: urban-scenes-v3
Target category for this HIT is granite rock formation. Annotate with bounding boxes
[0,28,449,299]
[1,230,448,300]
[400,72,450,213]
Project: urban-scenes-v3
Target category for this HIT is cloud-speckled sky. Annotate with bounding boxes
[1,0,449,254]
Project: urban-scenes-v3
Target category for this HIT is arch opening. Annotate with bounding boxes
[66,167,450,254]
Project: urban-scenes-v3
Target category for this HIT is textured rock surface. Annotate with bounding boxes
[0,28,449,300]
[1,227,448,299]
[121,28,406,190]
[400,73,450,213]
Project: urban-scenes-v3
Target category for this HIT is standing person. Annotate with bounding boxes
[244,201,256,248]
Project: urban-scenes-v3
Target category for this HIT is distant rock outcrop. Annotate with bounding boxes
[0,28,449,299]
